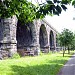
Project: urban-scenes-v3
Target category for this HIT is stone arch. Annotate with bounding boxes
[39,24,48,53]
[16,21,32,56]
[50,30,55,50]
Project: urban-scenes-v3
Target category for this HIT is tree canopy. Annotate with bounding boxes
[36,0,75,18]
[71,33,75,50]
[58,28,74,56]
[0,0,37,23]
[0,0,75,23]
[59,28,74,47]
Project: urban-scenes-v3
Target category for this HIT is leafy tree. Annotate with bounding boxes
[35,0,75,18]
[59,29,74,56]
[0,0,75,24]
[0,0,37,23]
[71,33,75,50]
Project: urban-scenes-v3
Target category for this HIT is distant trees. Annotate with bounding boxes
[71,34,75,50]
[58,29,74,57]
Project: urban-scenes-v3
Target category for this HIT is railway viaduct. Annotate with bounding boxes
[0,15,58,57]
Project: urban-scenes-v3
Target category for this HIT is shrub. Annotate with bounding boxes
[40,51,44,56]
[11,53,20,59]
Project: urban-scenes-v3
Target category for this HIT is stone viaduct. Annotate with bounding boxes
[0,16,58,58]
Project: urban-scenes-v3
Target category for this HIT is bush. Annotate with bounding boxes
[11,53,20,59]
[40,51,44,56]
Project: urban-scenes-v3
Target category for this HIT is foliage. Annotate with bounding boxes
[0,51,74,75]
[56,33,60,46]
[71,33,75,50]
[11,53,20,59]
[58,29,74,56]
[36,0,75,17]
[0,0,75,23]
[0,0,37,23]
[59,29,74,47]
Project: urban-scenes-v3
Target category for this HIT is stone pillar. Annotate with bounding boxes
[54,33,56,51]
[47,32,50,52]
[0,15,17,57]
[30,20,40,55]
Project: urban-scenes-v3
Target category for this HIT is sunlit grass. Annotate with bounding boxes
[0,50,74,75]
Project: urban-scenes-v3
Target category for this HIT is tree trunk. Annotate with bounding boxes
[68,46,70,54]
[63,47,65,57]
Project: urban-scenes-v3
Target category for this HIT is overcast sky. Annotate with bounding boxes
[29,0,75,33]
[45,5,75,33]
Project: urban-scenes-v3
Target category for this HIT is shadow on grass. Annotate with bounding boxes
[57,55,72,58]
[58,53,75,58]
[10,59,68,75]
[60,52,74,54]
[59,53,69,54]
[11,64,60,75]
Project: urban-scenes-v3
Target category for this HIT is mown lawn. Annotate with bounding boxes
[0,51,74,75]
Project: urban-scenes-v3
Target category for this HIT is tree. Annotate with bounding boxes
[71,33,75,50]
[59,29,74,56]
[0,0,75,24]
[0,0,37,23]
[37,0,75,16]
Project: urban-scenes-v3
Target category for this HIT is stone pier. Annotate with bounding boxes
[0,16,17,58]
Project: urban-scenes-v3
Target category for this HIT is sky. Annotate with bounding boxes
[45,5,75,33]
[29,0,75,33]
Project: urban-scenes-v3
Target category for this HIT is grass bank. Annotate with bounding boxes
[0,50,74,75]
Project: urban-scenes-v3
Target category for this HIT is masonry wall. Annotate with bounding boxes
[0,17,57,58]
[0,16,17,58]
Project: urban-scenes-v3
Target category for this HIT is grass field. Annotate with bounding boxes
[0,51,74,75]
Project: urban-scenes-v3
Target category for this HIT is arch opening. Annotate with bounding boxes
[50,30,55,50]
[16,21,32,56]
[39,24,48,53]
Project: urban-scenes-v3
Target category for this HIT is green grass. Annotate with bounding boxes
[0,50,74,75]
